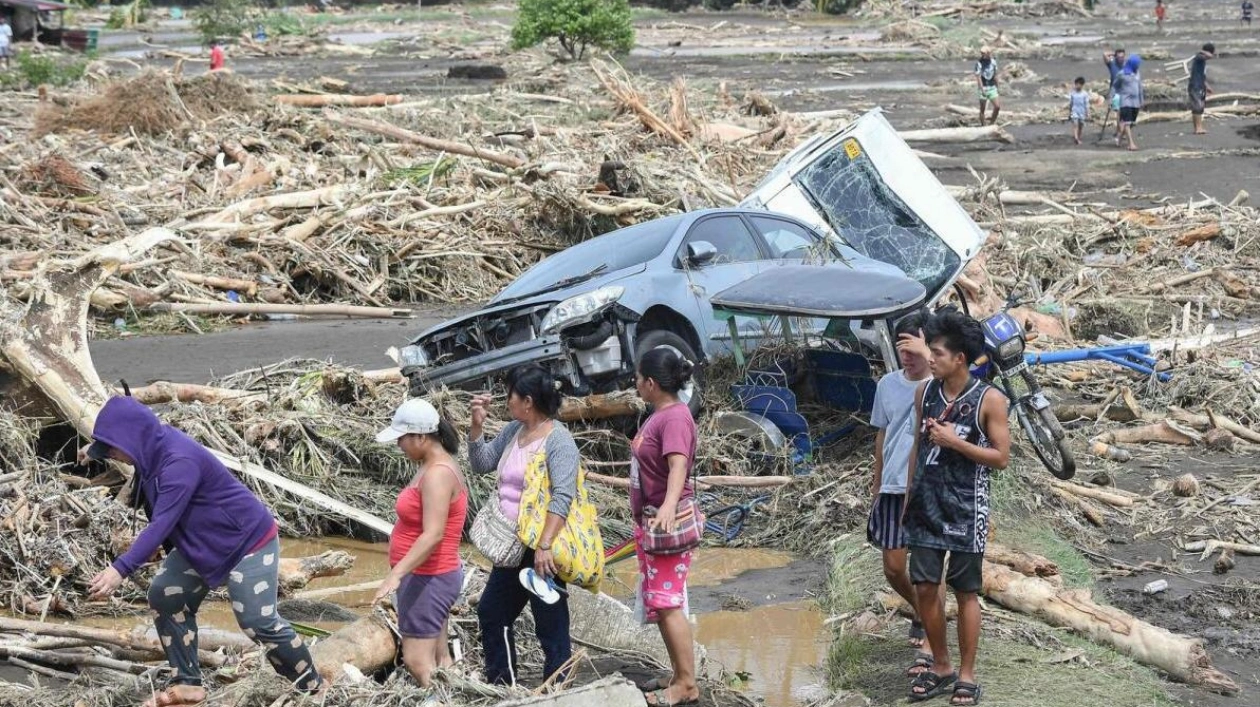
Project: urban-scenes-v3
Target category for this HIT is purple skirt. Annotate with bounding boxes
[397,567,463,638]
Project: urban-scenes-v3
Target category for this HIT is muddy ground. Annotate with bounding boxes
[32,0,1259,704]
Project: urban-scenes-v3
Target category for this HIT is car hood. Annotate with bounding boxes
[409,264,648,344]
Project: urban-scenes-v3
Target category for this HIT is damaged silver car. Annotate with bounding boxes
[399,110,986,411]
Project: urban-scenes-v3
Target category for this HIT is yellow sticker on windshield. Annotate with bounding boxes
[843,139,862,160]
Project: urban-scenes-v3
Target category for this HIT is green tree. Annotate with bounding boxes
[510,0,635,60]
[193,0,257,46]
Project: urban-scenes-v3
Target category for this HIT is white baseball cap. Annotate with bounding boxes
[376,398,441,443]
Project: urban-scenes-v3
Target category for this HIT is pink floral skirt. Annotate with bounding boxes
[633,526,694,623]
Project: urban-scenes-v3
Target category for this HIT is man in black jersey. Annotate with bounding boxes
[903,310,1010,706]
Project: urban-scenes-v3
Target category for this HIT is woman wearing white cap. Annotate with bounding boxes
[373,398,468,687]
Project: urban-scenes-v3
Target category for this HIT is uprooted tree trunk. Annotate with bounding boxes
[277,551,356,593]
[982,563,1239,694]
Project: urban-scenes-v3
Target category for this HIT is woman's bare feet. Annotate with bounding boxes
[142,684,207,707]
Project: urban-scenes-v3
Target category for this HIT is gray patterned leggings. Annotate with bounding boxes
[148,537,321,691]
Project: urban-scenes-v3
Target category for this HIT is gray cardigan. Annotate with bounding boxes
[468,420,578,518]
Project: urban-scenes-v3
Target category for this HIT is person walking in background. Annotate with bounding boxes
[1102,47,1127,139]
[0,17,13,71]
[209,40,225,71]
[1188,43,1215,135]
[468,365,579,687]
[82,396,322,707]
[1154,0,1166,31]
[867,314,941,679]
[903,310,1011,707]
[1114,54,1144,151]
[1068,77,1090,145]
[1242,1,1254,27]
[973,46,1000,126]
[374,399,468,687]
[631,348,702,707]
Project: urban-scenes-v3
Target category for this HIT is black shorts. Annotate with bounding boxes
[1119,107,1140,123]
[1188,90,1207,115]
[909,546,984,593]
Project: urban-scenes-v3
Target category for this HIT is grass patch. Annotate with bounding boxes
[821,534,884,615]
[989,462,1094,588]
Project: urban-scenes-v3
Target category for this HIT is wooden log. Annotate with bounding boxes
[145,302,412,319]
[1054,389,1144,423]
[0,617,228,667]
[557,391,645,422]
[899,125,1014,144]
[276,93,402,107]
[125,381,266,406]
[193,185,348,225]
[985,543,1061,582]
[1175,222,1223,247]
[168,269,258,296]
[1051,486,1106,526]
[1095,420,1200,447]
[1183,539,1260,560]
[0,643,147,674]
[324,113,525,169]
[277,551,356,593]
[982,563,1238,694]
[310,613,398,684]
[1049,479,1136,508]
[1169,406,1260,445]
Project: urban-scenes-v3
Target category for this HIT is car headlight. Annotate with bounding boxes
[399,344,429,368]
[997,337,1025,361]
[540,286,625,334]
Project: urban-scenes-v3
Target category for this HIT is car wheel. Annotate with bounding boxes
[634,330,703,417]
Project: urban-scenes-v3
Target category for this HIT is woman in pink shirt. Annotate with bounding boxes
[468,365,580,686]
[631,348,700,706]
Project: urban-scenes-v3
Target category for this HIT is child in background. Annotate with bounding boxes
[1155,0,1167,31]
[1068,77,1089,145]
[209,41,225,71]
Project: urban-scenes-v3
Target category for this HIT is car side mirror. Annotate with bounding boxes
[687,241,718,267]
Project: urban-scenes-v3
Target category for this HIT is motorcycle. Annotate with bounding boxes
[976,298,1076,480]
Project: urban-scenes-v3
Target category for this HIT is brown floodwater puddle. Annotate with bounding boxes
[49,541,825,707]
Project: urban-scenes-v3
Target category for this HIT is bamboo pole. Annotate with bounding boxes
[145,302,412,319]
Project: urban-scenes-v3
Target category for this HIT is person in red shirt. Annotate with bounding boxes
[374,399,468,687]
[1155,0,1167,30]
[209,41,225,71]
[631,348,701,707]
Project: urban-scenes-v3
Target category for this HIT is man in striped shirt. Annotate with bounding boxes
[868,313,938,677]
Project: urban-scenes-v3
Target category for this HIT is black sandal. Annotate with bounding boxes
[951,681,982,706]
[909,619,926,647]
[906,652,933,679]
[908,671,957,702]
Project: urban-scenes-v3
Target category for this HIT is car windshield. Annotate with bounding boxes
[493,217,681,302]
[793,149,960,298]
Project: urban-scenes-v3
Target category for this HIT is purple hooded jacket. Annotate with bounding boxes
[97,397,275,587]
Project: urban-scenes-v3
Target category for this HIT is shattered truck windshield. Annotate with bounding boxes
[793,148,959,299]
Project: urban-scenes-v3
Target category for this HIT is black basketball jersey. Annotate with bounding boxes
[903,377,995,554]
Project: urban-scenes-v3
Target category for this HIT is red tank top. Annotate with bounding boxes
[388,465,467,575]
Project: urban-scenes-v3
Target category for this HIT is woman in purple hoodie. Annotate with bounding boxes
[83,396,322,706]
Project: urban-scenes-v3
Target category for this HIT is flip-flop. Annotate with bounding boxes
[645,688,700,706]
[908,619,926,647]
[518,568,566,605]
[637,677,670,693]
[908,671,957,703]
[951,681,983,706]
[906,652,933,678]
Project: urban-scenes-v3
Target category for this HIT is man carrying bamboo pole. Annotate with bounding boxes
[903,310,1011,706]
